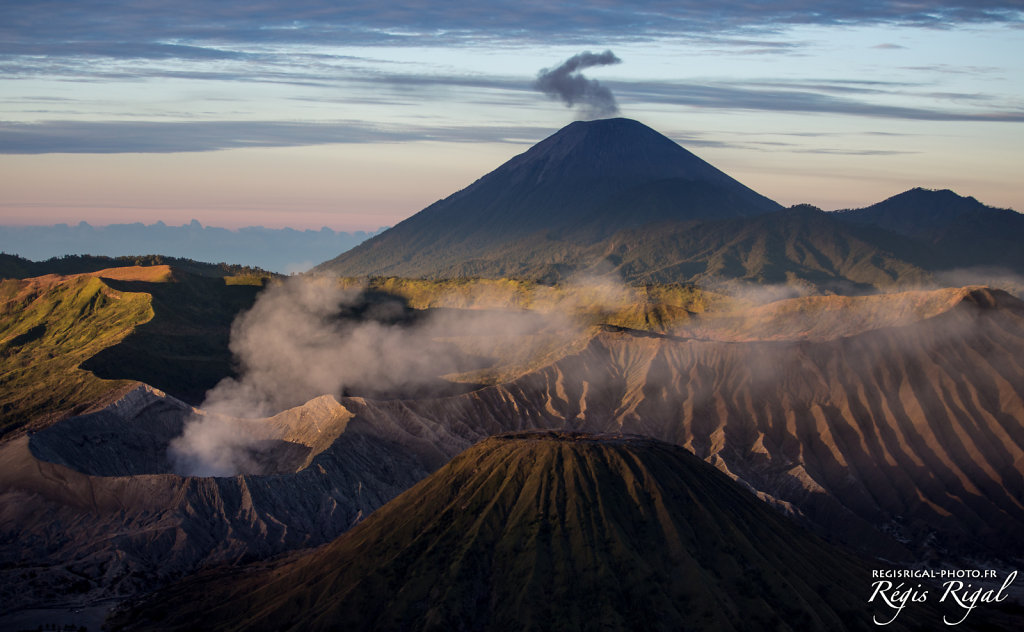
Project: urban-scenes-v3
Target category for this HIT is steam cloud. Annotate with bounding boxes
[168,275,631,476]
[534,50,622,119]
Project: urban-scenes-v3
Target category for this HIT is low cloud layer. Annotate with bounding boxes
[534,51,622,119]
[934,267,1024,298]
[0,222,381,273]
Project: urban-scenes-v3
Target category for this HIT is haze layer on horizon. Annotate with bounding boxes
[1,1,1022,231]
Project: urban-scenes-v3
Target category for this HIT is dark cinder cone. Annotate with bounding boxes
[111,432,968,632]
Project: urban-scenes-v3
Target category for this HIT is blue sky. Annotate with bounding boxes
[1,1,1022,229]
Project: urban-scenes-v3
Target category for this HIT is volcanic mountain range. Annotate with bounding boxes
[2,118,1023,630]
[3,273,1023,629]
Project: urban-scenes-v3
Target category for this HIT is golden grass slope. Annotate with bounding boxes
[0,268,165,437]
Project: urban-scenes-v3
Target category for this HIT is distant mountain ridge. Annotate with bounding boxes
[0,252,272,280]
[0,221,384,274]
[836,187,1024,273]
[835,187,1010,238]
[315,119,1022,292]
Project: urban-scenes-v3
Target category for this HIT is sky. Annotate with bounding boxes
[1,1,1022,231]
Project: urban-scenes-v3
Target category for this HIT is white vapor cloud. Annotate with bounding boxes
[167,275,632,475]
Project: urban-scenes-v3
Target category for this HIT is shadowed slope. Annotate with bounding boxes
[314,121,1019,290]
[110,433,953,632]
[312,121,1002,291]
[319,198,939,291]
[81,270,264,404]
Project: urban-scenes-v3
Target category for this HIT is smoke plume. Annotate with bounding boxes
[534,50,622,119]
[168,275,636,476]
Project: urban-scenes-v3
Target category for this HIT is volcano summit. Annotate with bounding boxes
[316,118,781,280]
[316,118,1022,291]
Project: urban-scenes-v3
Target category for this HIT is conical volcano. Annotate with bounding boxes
[110,432,959,632]
[315,118,781,279]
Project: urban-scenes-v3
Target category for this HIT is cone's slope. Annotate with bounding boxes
[112,432,963,632]
[404,204,936,291]
[316,118,781,278]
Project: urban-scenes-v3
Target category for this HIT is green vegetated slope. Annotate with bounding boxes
[0,271,154,437]
[420,205,934,291]
[0,263,716,437]
[0,266,268,437]
[111,432,961,632]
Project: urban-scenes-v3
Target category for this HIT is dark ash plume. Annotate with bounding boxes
[534,50,622,119]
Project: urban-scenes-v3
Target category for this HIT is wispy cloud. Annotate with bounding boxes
[4,1,1022,156]
[613,80,1024,122]
[661,130,920,155]
[0,120,549,154]
[5,67,1023,154]
[3,2,1021,55]
[0,42,255,61]
[901,64,1003,75]
[795,147,917,156]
